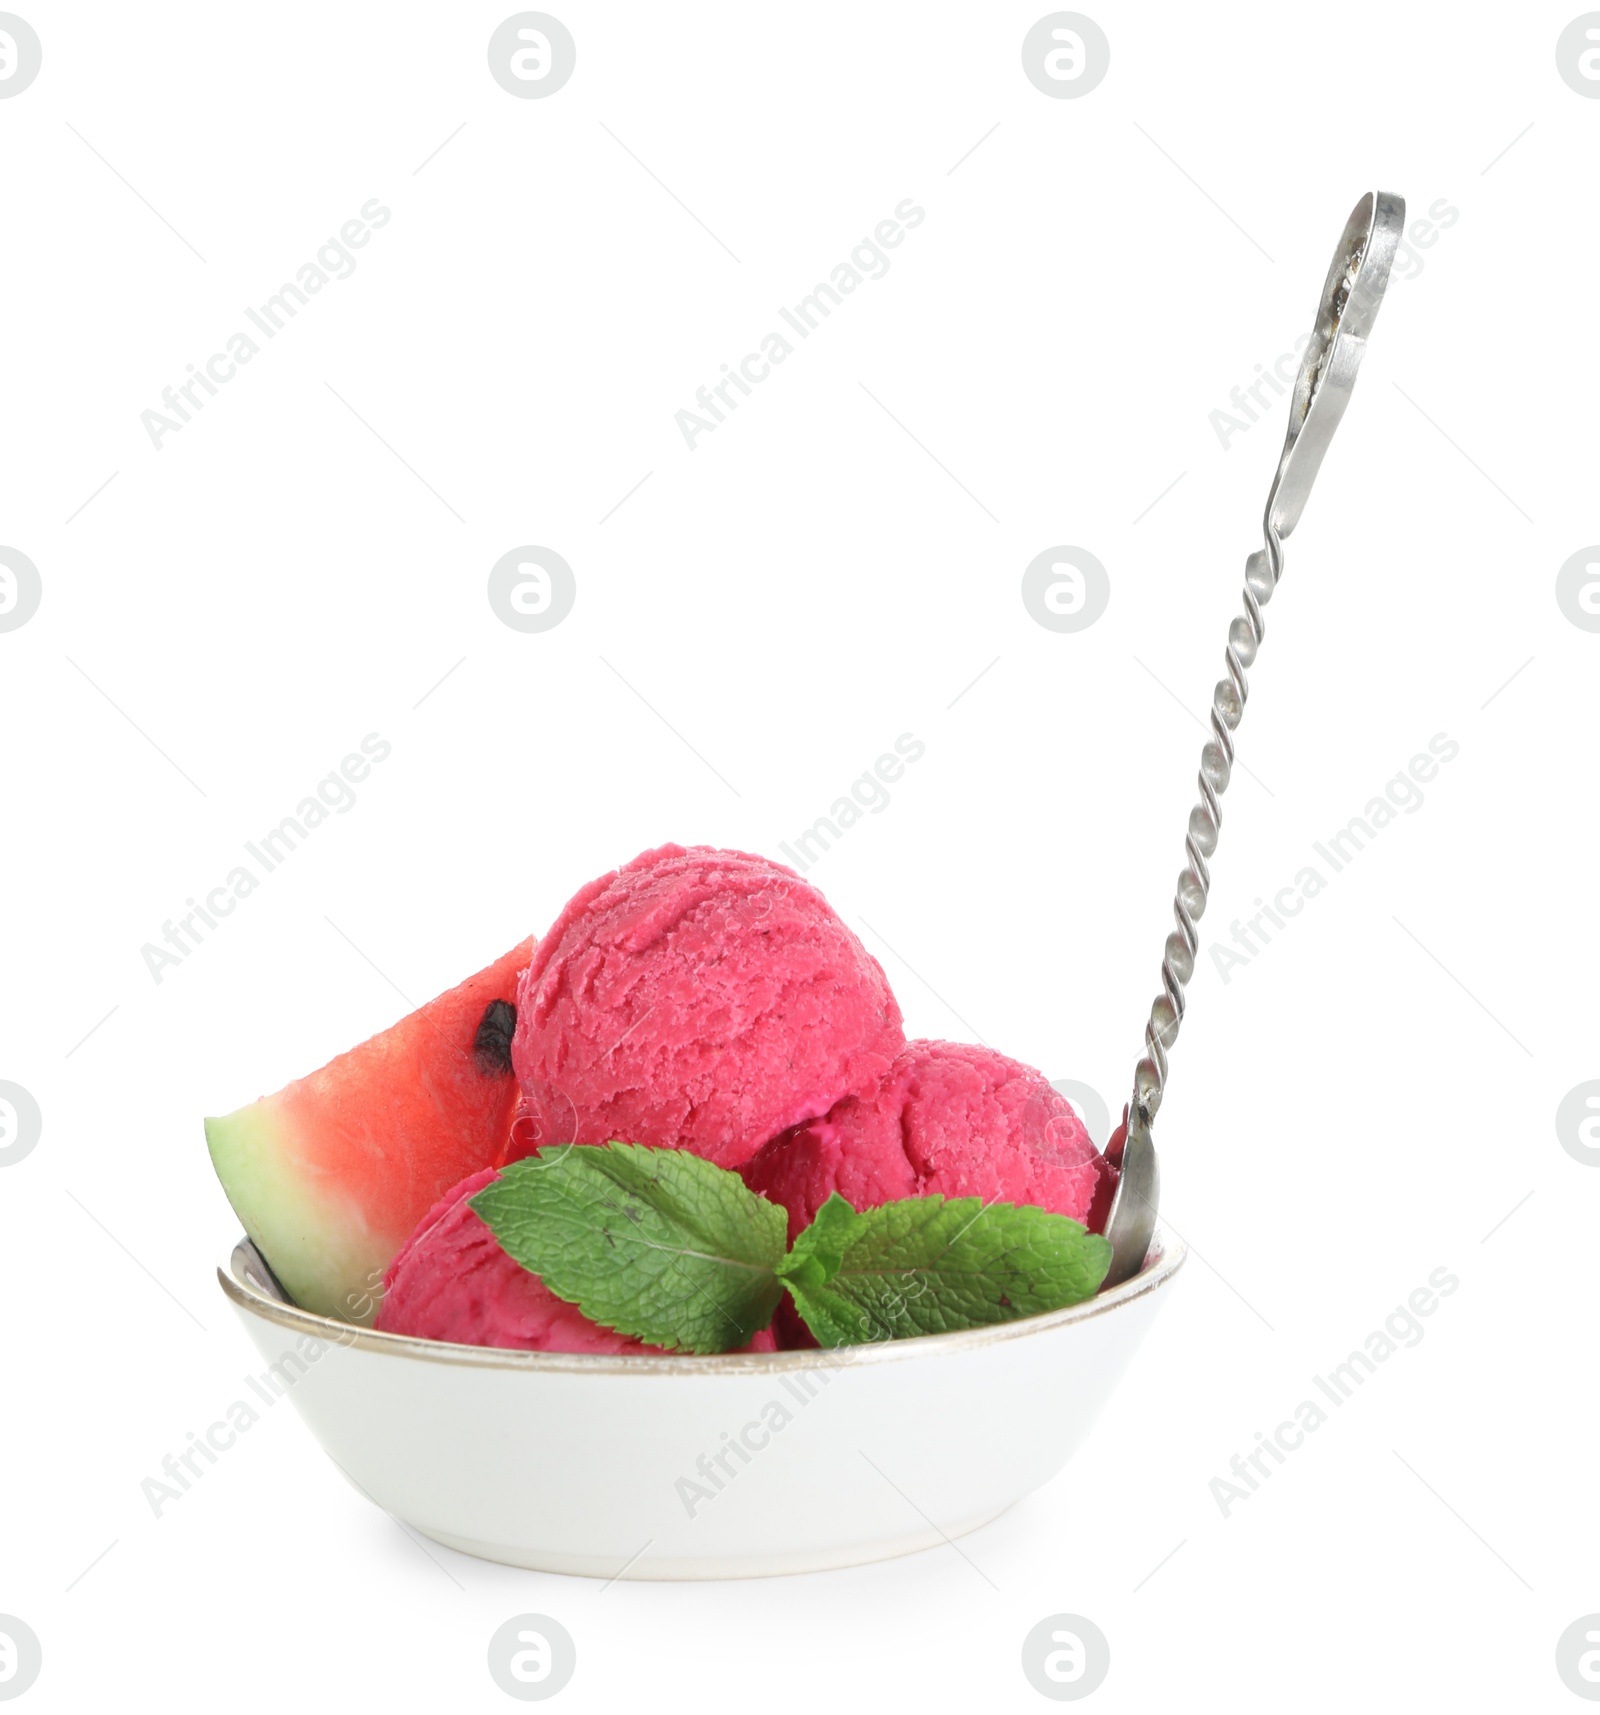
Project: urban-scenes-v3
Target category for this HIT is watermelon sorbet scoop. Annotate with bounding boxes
[741,1039,1117,1348]
[743,1039,1117,1242]
[510,844,904,1171]
[375,1168,776,1354]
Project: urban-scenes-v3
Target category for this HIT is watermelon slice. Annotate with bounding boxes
[206,938,534,1323]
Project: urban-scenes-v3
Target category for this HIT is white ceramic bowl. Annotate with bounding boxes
[220,1228,1184,1580]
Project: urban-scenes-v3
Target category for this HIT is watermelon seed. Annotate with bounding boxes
[472,999,517,1075]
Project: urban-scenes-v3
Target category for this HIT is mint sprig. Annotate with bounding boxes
[776,1191,1112,1347]
[470,1144,787,1353]
[471,1143,1112,1354]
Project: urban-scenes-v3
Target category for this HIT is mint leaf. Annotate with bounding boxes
[470,1143,787,1354]
[469,1145,1112,1354]
[777,1195,1112,1348]
[773,1192,863,1291]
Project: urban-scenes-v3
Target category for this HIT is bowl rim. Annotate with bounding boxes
[219,1224,1185,1377]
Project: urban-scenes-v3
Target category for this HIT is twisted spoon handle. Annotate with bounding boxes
[1099,191,1405,1291]
[1132,533,1281,1132]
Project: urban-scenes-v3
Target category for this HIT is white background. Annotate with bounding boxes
[3,2,1597,1709]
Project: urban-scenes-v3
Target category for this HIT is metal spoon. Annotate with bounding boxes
[1100,190,1406,1288]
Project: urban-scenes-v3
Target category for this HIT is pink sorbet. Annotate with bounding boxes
[742,1040,1117,1348]
[509,844,904,1171]
[742,1038,1118,1242]
[375,1167,777,1354]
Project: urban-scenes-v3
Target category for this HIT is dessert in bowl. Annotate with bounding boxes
[207,844,1181,1576]
[205,192,1409,1579]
